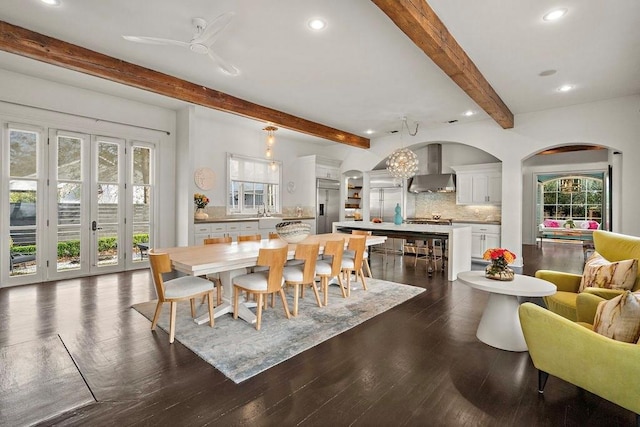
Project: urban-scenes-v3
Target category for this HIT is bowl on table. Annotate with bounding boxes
[275,221,311,243]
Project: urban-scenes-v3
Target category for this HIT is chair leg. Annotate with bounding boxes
[363,258,373,278]
[233,287,239,320]
[217,281,222,306]
[169,301,177,344]
[336,275,347,298]
[322,277,329,306]
[151,301,163,330]
[207,292,215,327]
[344,269,351,297]
[310,282,323,307]
[190,298,196,317]
[359,268,368,290]
[538,370,549,393]
[293,283,300,316]
[279,289,291,319]
[255,294,263,330]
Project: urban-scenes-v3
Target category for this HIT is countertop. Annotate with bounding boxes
[452,220,502,225]
[195,216,315,223]
[332,221,472,232]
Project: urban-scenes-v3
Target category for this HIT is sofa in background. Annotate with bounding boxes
[537,219,600,247]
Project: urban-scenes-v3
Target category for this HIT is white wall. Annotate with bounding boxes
[0,68,178,249]
[340,95,640,267]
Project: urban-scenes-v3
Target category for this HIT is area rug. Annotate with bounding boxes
[132,278,424,383]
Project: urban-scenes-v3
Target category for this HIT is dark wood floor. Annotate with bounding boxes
[0,242,635,426]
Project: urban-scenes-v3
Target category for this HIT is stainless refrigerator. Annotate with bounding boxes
[369,187,403,222]
[316,178,340,234]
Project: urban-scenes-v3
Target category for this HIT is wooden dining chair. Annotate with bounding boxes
[349,230,373,277]
[268,232,280,240]
[341,235,367,296]
[283,243,321,316]
[238,234,262,242]
[232,246,290,330]
[149,252,215,343]
[203,236,232,305]
[315,238,346,305]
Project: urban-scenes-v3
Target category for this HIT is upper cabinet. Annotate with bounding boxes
[451,163,502,205]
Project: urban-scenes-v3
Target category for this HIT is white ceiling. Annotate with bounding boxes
[0,0,638,144]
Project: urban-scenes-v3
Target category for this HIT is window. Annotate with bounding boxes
[541,176,603,222]
[227,154,281,214]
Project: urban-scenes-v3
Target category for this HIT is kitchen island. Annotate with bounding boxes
[332,221,472,281]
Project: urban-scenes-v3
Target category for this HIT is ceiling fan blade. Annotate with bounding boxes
[207,50,240,76]
[192,11,235,45]
[122,35,190,48]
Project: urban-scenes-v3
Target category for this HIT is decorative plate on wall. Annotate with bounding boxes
[194,167,215,190]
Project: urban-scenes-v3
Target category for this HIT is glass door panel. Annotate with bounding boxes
[8,127,40,280]
[49,131,89,279]
[131,145,152,265]
[91,138,124,273]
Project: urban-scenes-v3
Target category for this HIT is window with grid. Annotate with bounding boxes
[227,154,281,214]
[541,177,603,223]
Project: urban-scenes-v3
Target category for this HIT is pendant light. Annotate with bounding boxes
[263,125,277,159]
[386,117,419,179]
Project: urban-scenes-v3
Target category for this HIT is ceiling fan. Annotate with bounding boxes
[122,12,239,76]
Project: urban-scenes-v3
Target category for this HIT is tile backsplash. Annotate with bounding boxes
[414,192,501,222]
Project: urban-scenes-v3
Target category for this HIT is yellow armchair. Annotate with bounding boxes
[519,302,640,423]
[540,230,640,321]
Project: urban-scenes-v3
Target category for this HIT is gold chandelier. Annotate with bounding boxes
[560,178,582,193]
[386,117,419,179]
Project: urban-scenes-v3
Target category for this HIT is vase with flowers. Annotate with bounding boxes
[483,248,516,281]
[194,193,210,220]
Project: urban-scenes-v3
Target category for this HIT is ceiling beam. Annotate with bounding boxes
[0,21,370,149]
[371,0,514,129]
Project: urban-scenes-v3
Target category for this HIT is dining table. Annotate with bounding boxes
[154,232,387,325]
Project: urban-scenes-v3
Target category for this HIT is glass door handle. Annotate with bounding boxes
[91,221,103,231]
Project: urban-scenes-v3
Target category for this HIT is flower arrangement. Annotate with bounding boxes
[483,248,516,281]
[194,193,210,209]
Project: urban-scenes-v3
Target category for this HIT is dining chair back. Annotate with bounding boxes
[283,243,321,316]
[232,245,290,330]
[315,238,346,305]
[341,235,367,296]
[204,236,232,245]
[350,230,373,277]
[268,232,280,240]
[149,252,215,343]
[238,234,262,242]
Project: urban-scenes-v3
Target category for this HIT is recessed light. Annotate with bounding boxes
[543,8,567,21]
[557,84,574,92]
[307,18,327,31]
[463,110,475,117]
[364,129,375,135]
[41,0,61,5]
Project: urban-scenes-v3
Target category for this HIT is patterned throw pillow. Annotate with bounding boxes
[579,252,638,292]
[543,219,559,228]
[593,291,640,343]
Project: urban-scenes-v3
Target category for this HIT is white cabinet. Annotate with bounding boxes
[193,221,258,244]
[451,163,502,205]
[458,223,501,260]
[316,164,340,180]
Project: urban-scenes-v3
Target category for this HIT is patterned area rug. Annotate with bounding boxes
[132,278,424,383]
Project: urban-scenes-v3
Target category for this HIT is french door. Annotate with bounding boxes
[47,130,126,279]
[5,123,154,285]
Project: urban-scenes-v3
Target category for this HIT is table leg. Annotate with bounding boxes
[476,293,527,352]
[193,268,258,325]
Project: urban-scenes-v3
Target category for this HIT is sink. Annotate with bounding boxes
[258,217,284,230]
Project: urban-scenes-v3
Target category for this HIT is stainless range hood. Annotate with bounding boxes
[407,144,456,193]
